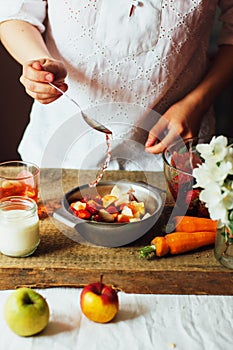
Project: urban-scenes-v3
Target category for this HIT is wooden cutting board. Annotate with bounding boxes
[0,169,232,295]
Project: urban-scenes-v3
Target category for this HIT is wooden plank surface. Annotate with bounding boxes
[0,169,232,295]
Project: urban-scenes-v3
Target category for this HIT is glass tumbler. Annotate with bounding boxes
[0,161,39,202]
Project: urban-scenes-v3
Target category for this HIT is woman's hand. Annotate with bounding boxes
[145,96,204,154]
[0,20,68,104]
[145,44,233,154]
[20,58,68,104]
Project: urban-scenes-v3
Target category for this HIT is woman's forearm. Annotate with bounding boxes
[0,20,52,64]
[0,19,67,104]
[185,44,233,112]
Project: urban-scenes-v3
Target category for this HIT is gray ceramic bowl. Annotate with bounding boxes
[53,180,164,247]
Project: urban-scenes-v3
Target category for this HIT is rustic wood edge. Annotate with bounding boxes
[1,268,232,295]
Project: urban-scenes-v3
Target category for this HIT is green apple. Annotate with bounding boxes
[4,287,50,336]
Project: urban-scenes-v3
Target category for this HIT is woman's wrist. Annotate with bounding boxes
[179,88,211,121]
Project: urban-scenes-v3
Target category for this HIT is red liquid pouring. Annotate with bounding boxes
[89,133,112,187]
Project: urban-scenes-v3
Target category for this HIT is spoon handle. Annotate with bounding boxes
[48,82,82,111]
[48,82,112,135]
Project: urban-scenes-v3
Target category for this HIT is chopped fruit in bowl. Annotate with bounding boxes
[53,180,164,247]
[69,185,151,223]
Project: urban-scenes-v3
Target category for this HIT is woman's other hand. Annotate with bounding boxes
[145,96,204,154]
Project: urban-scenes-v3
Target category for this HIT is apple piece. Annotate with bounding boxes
[129,217,141,222]
[121,205,133,218]
[102,195,117,208]
[80,279,119,323]
[117,214,130,223]
[110,185,130,206]
[4,287,50,337]
[141,212,151,220]
[98,209,115,222]
[114,193,129,207]
[70,201,86,211]
[110,185,123,198]
[127,201,145,218]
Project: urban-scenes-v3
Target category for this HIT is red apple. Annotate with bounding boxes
[80,277,119,323]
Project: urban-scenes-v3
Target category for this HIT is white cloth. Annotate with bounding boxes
[1,1,233,169]
[0,288,233,350]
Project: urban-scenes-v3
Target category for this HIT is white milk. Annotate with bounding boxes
[0,198,40,257]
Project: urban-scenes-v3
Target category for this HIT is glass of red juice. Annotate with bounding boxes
[0,161,39,202]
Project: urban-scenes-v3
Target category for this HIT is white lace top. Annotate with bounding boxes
[1,0,233,170]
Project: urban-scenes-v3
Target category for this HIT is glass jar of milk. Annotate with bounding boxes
[0,196,40,257]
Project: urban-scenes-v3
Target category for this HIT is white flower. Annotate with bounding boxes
[224,148,233,175]
[193,164,212,188]
[207,160,230,184]
[193,135,233,224]
[199,182,223,207]
[208,202,229,225]
[193,161,228,188]
[222,187,233,210]
[196,135,228,162]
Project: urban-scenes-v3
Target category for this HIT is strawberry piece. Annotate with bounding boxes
[197,201,210,218]
[171,151,201,173]
[185,189,201,210]
[86,203,99,215]
[75,209,91,220]
[106,205,119,214]
[92,214,102,222]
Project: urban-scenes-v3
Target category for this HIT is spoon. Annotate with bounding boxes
[48,82,112,135]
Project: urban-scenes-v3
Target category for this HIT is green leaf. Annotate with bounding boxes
[229,210,233,222]
[139,245,156,259]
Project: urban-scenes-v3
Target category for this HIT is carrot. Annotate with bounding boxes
[174,216,217,233]
[139,230,216,258]
[151,236,169,257]
[163,231,216,255]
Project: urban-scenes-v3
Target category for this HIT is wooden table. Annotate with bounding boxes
[0,169,232,295]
